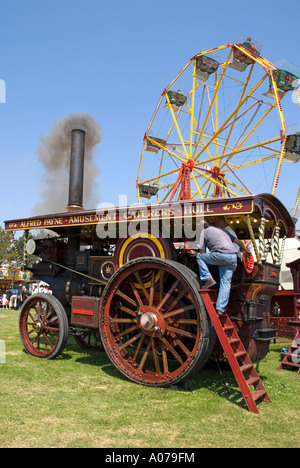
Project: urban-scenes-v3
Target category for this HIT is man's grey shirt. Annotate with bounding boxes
[198,226,237,254]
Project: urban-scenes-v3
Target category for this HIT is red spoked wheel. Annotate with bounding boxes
[19,293,69,359]
[74,329,103,352]
[100,257,215,387]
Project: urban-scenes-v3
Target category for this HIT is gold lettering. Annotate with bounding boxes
[205,204,214,213]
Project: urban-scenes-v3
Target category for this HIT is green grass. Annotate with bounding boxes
[0,308,299,448]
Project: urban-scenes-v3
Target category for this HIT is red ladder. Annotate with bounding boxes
[201,290,271,414]
[278,328,300,374]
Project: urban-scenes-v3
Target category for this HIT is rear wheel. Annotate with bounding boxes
[100,257,215,387]
[74,329,103,351]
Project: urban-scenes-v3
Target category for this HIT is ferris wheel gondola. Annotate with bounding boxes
[137,38,300,204]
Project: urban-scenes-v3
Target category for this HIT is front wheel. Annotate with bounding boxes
[100,257,215,387]
[19,293,69,359]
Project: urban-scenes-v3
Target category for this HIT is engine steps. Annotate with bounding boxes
[200,289,271,414]
[278,328,300,374]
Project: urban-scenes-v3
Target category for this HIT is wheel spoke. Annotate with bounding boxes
[149,270,155,306]
[110,318,136,324]
[164,286,189,314]
[115,290,137,307]
[118,305,136,317]
[166,325,197,340]
[169,332,192,357]
[130,281,144,307]
[118,324,139,339]
[118,332,143,351]
[133,272,150,303]
[133,333,146,362]
[151,337,160,374]
[164,304,195,319]
[161,345,169,375]
[161,337,184,365]
[157,278,180,311]
[138,340,151,370]
[42,332,56,349]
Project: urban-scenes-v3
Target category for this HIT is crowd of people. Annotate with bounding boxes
[0,283,52,310]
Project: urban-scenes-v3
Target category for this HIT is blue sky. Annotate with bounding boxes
[1,0,300,229]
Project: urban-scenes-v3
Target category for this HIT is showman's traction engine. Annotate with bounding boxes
[5,39,298,413]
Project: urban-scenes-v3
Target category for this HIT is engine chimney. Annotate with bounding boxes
[66,128,86,212]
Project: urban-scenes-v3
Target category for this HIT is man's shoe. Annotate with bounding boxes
[216,310,224,316]
[203,278,217,289]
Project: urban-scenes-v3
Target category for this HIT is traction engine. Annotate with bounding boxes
[5,125,295,411]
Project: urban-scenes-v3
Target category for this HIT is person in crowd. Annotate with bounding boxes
[17,285,29,308]
[2,293,8,309]
[9,294,17,309]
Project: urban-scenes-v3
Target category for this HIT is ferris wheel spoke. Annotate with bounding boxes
[165,92,189,159]
[220,176,253,196]
[185,99,216,164]
[190,172,204,198]
[219,137,281,169]
[220,63,255,157]
[223,153,280,173]
[196,48,233,153]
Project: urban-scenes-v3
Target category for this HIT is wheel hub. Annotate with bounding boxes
[32,320,43,334]
[137,306,165,336]
[139,312,158,331]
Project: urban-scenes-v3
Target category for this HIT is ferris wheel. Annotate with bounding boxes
[137,38,300,203]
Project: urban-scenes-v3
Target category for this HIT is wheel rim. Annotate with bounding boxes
[19,294,68,358]
[100,257,211,386]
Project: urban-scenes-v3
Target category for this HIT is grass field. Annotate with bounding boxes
[0,308,299,448]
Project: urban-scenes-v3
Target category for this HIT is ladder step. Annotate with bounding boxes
[228,338,240,345]
[252,390,267,401]
[240,363,253,373]
[234,350,247,359]
[289,352,300,359]
[246,376,260,386]
[282,361,300,368]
